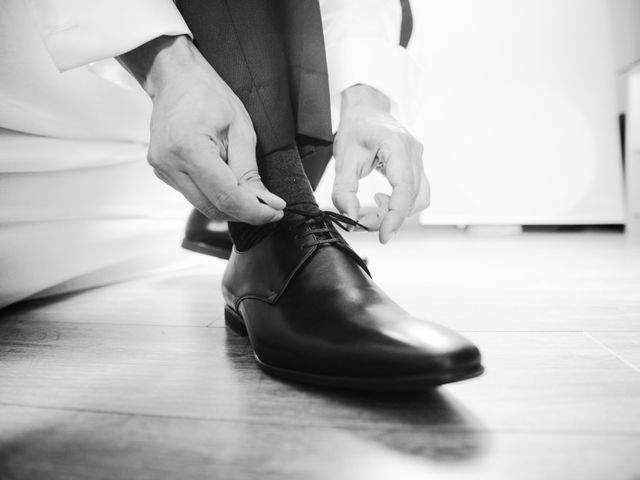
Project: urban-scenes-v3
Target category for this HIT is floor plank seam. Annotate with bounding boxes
[0,321,215,329]
[3,402,640,437]
[203,327,640,333]
[455,328,640,332]
[581,331,640,374]
[4,321,640,334]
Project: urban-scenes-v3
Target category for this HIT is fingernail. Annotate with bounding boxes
[382,230,396,244]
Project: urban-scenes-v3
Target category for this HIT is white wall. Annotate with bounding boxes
[609,0,640,112]
[317,0,632,225]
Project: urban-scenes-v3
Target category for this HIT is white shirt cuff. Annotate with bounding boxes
[325,37,423,129]
[25,0,192,71]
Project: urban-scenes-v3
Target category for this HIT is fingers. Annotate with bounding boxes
[185,136,283,225]
[358,174,427,241]
[378,143,418,244]
[332,145,369,221]
[367,173,429,240]
[332,134,424,242]
[357,192,389,231]
[237,169,287,211]
[227,126,286,211]
[414,172,431,212]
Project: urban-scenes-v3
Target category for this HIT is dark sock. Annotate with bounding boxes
[228,147,318,251]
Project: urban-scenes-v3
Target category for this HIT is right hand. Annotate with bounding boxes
[119,35,285,224]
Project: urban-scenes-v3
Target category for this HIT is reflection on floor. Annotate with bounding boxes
[1,227,639,480]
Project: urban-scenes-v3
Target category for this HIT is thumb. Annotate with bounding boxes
[227,126,285,211]
[239,169,286,210]
[357,192,389,231]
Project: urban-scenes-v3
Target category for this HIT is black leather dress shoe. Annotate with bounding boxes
[182,209,233,259]
[222,208,483,390]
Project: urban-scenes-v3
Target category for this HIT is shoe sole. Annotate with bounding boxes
[182,238,231,260]
[225,306,484,391]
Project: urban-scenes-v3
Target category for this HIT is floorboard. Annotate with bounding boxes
[1,405,639,480]
[1,229,639,479]
[585,332,640,372]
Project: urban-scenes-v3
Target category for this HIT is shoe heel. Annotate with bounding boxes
[181,238,231,260]
[225,306,248,337]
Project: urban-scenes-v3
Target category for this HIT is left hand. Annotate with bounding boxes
[332,84,430,244]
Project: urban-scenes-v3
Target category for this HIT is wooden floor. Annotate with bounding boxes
[1,227,640,480]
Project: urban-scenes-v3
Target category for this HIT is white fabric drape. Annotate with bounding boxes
[1,0,418,307]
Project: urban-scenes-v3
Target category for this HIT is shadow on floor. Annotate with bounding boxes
[224,334,488,463]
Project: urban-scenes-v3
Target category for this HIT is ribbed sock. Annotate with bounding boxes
[228,147,318,251]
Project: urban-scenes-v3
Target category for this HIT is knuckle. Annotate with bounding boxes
[384,136,406,155]
[147,149,165,170]
[238,168,261,185]
[234,125,257,146]
[214,189,236,211]
[415,191,430,212]
[376,145,392,165]
[166,125,192,148]
[147,135,189,170]
[403,186,419,210]
[201,204,224,221]
[399,132,417,150]
[423,179,431,207]
[167,141,188,160]
[146,150,157,167]
[411,182,420,199]
[331,190,349,208]
[405,192,418,215]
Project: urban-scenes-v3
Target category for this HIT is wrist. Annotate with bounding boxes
[117,35,205,98]
[341,84,391,114]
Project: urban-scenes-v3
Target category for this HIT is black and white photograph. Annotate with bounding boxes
[1,0,639,478]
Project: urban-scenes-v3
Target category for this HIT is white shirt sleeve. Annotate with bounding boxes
[23,0,192,72]
[25,0,419,125]
[319,0,422,127]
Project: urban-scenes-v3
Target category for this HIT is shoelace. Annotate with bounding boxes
[282,205,372,277]
[283,206,369,249]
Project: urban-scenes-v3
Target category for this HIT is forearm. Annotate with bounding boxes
[117,35,209,98]
[341,84,391,115]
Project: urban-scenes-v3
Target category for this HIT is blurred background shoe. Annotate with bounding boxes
[182,209,233,259]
